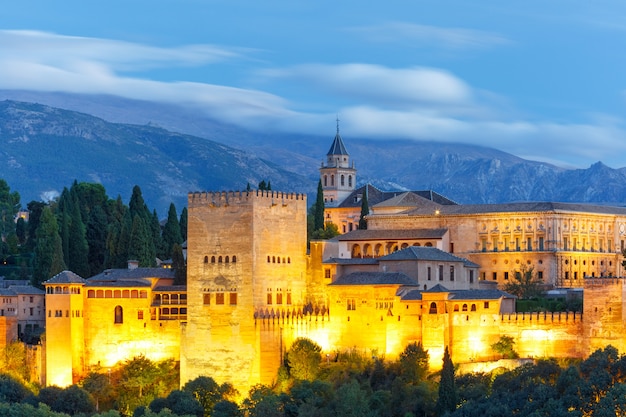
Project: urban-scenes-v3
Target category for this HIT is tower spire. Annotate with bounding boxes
[336,114,340,135]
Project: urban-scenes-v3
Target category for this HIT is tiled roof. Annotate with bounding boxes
[8,285,45,295]
[0,288,16,296]
[379,246,473,264]
[337,184,457,209]
[154,285,187,292]
[323,258,379,265]
[44,270,86,285]
[85,279,152,288]
[327,132,349,156]
[330,271,418,286]
[404,201,626,216]
[398,287,516,301]
[89,268,175,281]
[337,228,447,241]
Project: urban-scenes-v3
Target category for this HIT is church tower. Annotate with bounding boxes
[319,120,356,207]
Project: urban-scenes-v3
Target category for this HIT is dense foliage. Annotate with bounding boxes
[0,179,186,287]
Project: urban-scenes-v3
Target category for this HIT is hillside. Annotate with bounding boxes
[1,91,626,212]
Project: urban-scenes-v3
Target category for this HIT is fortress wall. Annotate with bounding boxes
[583,279,626,354]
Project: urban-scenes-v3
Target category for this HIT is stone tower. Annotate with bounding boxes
[181,190,308,393]
[319,122,356,207]
[43,271,85,387]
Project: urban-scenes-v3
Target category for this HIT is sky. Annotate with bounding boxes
[2,1,626,168]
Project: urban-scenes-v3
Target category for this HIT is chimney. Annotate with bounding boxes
[127,260,139,270]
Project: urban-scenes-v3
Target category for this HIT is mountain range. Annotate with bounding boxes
[1,90,625,216]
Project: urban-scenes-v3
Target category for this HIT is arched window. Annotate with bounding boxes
[218,256,223,263]
[471,304,477,312]
[114,306,123,324]
[348,175,352,187]
[267,255,271,263]
[204,256,209,263]
[331,175,334,186]
[232,255,237,263]
[429,302,437,314]
[211,256,216,263]
[341,175,345,186]
[225,256,229,263]
[453,305,459,312]
[462,304,468,312]
[324,175,328,186]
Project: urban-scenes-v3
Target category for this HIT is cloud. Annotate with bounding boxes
[261,64,473,108]
[346,21,511,49]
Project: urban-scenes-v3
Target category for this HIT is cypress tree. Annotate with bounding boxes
[314,180,325,231]
[359,188,369,230]
[172,243,186,285]
[68,194,90,277]
[179,207,188,242]
[32,206,66,287]
[128,214,156,267]
[436,346,457,415]
[162,203,183,256]
[86,205,108,275]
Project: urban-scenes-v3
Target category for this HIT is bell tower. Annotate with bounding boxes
[319,119,356,207]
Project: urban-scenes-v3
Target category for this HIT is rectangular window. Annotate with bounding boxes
[492,238,498,252]
[137,310,144,320]
[276,293,283,305]
[484,302,490,309]
[427,267,432,281]
[287,293,292,305]
[538,271,543,280]
[492,272,497,281]
[565,271,569,280]
[527,238,532,251]
[203,293,211,305]
[29,307,33,316]
[347,299,356,311]
[324,269,331,279]
[267,293,272,305]
[539,237,544,251]
[438,265,444,281]
[481,239,487,252]
[449,266,454,281]
[515,238,520,251]
[504,237,509,252]
[563,237,569,251]
[574,271,578,280]
[469,270,474,284]
[608,239,612,252]
[216,293,225,305]
[229,293,237,305]
[504,272,509,280]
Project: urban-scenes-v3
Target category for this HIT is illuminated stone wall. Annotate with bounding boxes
[182,191,308,394]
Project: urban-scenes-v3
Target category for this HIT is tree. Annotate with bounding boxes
[503,265,544,299]
[81,370,114,411]
[86,205,108,275]
[150,390,203,417]
[0,179,20,241]
[0,373,32,403]
[128,214,156,267]
[313,180,325,232]
[287,337,322,380]
[258,180,267,191]
[436,346,457,416]
[358,190,369,230]
[213,400,242,417]
[162,203,183,258]
[179,207,188,242]
[51,385,96,415]
[491,335,519,359]
[172,243,186,286]
[183,376,238,417]
[398,341,429,384]
[32,206,66,287]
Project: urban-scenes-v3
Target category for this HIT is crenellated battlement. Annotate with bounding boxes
[584,277,626,287]
[500,311,581,323]
[188,190,306,207]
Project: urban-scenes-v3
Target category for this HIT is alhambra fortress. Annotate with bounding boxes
[6,129,626,394]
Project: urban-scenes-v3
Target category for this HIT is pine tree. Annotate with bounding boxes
[32,206,66,287]
[436,346,457,415]
[359,188,369,230]
[314,180,325,231]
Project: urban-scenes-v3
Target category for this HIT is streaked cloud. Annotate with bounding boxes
[346,21,511,49]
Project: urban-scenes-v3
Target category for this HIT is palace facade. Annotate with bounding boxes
[39,129,626,395]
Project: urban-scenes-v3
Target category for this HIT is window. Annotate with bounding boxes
[138,310,144,320]
[204,256,208,263]
[492,272,497,281]
[348,176,352,187]
[230,293,237,305]
[216,293,225,305]
[429,302,437,314]
[29,307,33,316]
[324,175,327,186]
[481,239,487,252]
[563,237,569,250]
[324,269,331,279]
[539,237,544,251]
[203,294,211,305]
[287,293,292,305]
[450,266,455,281]
[492,238,498,252]
[276,293,283,305]
[565,271,569,280]
[438,265,444,281]
[462,304,468,312]
[331,175,334,186]
[453,305,459,312]
[267,293,272,305]
[469,270,474,284]
[341,175,345,186]
[471,304,477,312]
[504,272,509,280]
[114,306,123,324]
[527,238,532,251]
[427,267,431,281]
[538,271,543,280]
[484,302,490,309]
[347,299,356,311]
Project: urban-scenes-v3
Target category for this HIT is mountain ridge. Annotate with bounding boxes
[0,91,625,214]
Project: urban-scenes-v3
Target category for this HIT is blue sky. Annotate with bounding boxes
[2,1,626,168]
